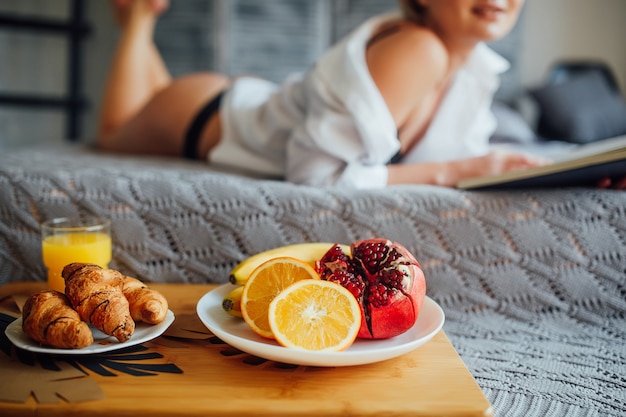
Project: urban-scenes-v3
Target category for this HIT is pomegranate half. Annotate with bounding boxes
[315,238,426,339]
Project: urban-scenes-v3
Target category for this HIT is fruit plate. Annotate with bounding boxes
[196,284,445,367]
[4,310,175,355]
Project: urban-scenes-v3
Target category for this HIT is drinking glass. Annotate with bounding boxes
[41,217,112,292]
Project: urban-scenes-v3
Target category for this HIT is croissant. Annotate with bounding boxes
[62,263,135,343]
[22,290,93,349]
[118,275,169,324]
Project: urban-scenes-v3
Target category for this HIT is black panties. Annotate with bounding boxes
[387,149,403,165]
[183,91,225,160]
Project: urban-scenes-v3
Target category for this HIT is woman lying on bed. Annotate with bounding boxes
[98,0,548,189]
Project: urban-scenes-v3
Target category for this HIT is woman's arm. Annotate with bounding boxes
[387,151,550,187]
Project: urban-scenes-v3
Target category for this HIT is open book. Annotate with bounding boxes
[457,135,626,190]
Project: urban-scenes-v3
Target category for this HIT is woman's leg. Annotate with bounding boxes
[97,0,229,158]
[98,0,171,138]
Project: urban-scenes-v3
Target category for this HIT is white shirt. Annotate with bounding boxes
[210,12,509,188]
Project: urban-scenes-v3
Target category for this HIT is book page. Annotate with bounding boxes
[552,134,626,162]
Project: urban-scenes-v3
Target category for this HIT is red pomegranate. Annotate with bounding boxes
[315,238,426,339]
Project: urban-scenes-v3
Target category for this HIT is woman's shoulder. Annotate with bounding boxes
[367,22,449,79]
[366,21,450,97]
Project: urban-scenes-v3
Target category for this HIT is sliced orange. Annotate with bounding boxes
[268,280,361,351]
[241,256,319,339]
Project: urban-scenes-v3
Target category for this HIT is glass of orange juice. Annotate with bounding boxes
[41,217,112,292]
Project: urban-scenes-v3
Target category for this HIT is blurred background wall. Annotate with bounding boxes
[0,0,624,149]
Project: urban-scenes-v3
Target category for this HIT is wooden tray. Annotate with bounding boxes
[0,282,493,417]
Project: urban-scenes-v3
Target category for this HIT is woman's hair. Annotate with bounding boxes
[397,0,426,24]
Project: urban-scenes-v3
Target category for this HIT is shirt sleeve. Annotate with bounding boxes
[286,127,389,188]
[284,92,390,189]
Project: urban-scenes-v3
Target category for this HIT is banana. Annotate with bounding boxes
[228,242,350,285]
[221,286,244,318]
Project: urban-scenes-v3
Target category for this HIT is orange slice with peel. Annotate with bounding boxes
[241,256,319,339]
[269,280,361,351]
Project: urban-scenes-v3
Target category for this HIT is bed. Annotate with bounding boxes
[1,144,624,416]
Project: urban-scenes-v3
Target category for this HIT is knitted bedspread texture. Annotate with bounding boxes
[1,146,625,416]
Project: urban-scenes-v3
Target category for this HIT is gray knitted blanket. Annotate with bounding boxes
[1,146,625,416]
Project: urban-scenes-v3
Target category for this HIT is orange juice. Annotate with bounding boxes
[42,232,112,292]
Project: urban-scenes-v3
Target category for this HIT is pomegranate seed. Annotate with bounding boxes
[368,283,390,308]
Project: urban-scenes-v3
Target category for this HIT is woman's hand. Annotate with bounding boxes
[440,151,551,187]
[386,150,550,187]
[469,150,549,177]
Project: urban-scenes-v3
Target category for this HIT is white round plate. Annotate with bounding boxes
[196,284,445,367]
[5,310,175,355]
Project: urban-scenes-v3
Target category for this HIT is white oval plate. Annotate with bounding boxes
[5,310,175,355]
[196,284,444,367]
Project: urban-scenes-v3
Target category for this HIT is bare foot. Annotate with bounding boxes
[110,0,169,27]
[148,0,169,15]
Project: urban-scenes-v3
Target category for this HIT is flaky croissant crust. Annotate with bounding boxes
[22,290,94,349]
[119,275,169,324]
[63,263,135,343]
